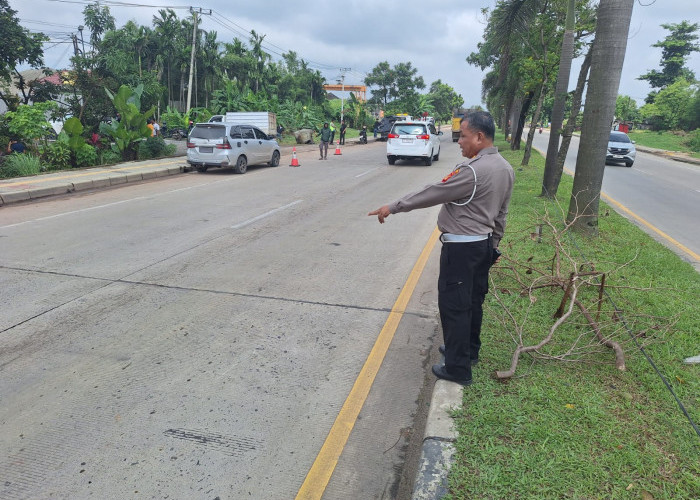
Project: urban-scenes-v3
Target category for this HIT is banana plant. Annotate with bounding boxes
[99,84,154,160]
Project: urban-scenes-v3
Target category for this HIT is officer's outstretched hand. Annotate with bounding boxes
[368,205,391,224]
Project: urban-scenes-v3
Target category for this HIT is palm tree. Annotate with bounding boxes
[152,9,180,107]
[198,30,220,108]
[566,0,634,234]
[249,30,270,94]
[541,0,576,198]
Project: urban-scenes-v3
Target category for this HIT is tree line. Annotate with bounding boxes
[1,1,464,138]
[469,0,698,234]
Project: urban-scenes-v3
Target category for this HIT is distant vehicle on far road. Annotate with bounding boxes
[606,131,636,168]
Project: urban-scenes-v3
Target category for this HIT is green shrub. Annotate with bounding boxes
[75,144,98,167]
[164,143,177,156]
[137,140,152,160]
[42,141,71,170]
[143,135,167,158]
[99,149,121,165]
[685,129,700,152]
[0,153,42,178]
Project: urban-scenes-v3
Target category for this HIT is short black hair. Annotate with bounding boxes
[462,111,495,141]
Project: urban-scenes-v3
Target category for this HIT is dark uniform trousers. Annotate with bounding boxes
[438,237,492,379]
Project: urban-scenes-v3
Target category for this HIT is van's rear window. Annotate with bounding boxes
[190,125,226,139]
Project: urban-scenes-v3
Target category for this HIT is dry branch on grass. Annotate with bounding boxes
[490,209,676,379]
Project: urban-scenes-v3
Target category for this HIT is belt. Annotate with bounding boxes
[440,233,489,243]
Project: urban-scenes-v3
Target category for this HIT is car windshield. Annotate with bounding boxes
[190,124,226,139]
[609,132,631,143]
[392,124,427,135]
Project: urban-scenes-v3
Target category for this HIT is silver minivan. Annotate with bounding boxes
[187,123,281,174]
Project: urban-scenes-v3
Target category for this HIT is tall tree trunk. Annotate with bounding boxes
[509,97,522,146]
[556,47,593,174]
[504,95,514,141]
[522,83,546,166]
[512,92,533,151]
[167,64,172,109]
[567,0,634,234]
[541,0,576,198]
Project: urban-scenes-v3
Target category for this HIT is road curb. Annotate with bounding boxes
[0,162,188,206]
[412,380,464,499]
[634,145,700,165]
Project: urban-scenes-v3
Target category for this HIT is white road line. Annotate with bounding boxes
[356,167,380,178]
[230,200,303,229]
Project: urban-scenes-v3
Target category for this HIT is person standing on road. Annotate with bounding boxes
[329,121,336,145]
[373,118,380,139]
[153,119,161,137]
[318,122,332,159]
[339,120,347,145]
[368,111,514,386]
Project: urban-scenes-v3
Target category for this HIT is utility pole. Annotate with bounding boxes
[78,26,85,55]
[337,67,350,123]
[186,7,211,114]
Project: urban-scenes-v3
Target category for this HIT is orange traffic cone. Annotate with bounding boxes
[333,142,342,155]
[289,147,300,167]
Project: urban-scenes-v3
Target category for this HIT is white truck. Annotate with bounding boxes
[209,112,277,137]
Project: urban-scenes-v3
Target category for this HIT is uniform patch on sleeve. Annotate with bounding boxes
[441,168,460,183]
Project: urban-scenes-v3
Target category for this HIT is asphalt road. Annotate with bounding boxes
[530,131,700,270]
[0,137,458,499]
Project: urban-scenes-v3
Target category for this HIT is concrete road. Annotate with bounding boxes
[0,137,460,499]
[530,131,700,269]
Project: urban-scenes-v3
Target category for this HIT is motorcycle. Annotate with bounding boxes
[359,126,368,144]
[162,123,188,141]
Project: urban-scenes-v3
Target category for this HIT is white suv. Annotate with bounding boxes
[386,121,442,165]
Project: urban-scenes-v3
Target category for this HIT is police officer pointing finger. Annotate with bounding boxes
[368,111,514,386]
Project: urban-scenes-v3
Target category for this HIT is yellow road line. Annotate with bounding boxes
[0,159,183,188]
[295,226,441,500]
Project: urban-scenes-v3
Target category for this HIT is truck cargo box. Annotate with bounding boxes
[211,112,277,136]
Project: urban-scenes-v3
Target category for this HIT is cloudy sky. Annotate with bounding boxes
[14,0,700,108]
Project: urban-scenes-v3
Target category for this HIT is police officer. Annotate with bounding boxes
[368,111,514,386]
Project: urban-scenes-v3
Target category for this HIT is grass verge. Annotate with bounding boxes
[446,138,700,500]
[627,129,700,159]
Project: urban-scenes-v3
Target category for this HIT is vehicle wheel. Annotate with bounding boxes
[269,150,280,167]
[625,160,633,168]
[434,147,440,161]
[234,155,248,174]
[424,154,433,166]
[388,156,396,165]
[196,166,208,173]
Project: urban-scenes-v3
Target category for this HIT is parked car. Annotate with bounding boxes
[186,122,281,174]
[376,114,412,141]
[606,131,636,167]
[386,121,443,165]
